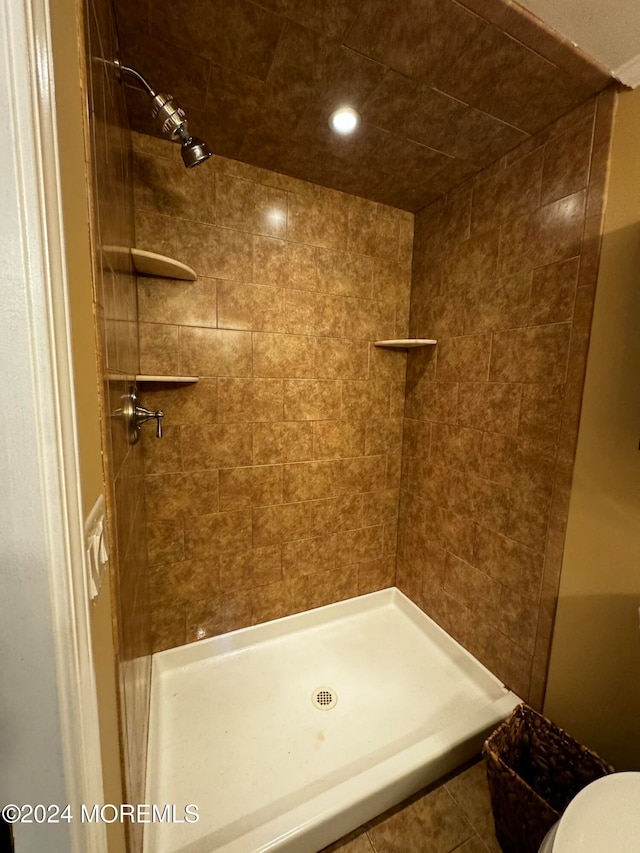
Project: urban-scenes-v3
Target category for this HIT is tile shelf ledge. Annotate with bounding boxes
[374,339,437,348]
[136,375,199,384]
[130,248,197,281]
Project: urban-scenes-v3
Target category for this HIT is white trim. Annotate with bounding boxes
[26,0,108,846]
[1,0,106,850]
[613,53,640,88]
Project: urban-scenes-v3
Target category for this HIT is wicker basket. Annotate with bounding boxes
[482,704,615,853]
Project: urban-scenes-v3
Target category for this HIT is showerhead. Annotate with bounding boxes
[149,90,212,168]
[110,60,212,168]
[179,135,212,169]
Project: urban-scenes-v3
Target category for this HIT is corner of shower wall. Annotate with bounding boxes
[398,85,618,706]
[82,0,152,846]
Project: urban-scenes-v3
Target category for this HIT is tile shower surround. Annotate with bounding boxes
[398,90,615,705]
[84,0,151,841]
[113,0,612,211]
[136,86,614,707]
[134,131,413,652]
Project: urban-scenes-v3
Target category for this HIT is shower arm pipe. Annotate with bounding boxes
[100,57,191,146]
[95,56,212,167]
[102,57,156,97]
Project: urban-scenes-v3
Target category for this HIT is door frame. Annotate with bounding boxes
[1,0,106,849]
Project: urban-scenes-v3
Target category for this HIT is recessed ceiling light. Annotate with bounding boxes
[329,107,361,136]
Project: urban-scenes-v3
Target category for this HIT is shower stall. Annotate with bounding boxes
[80,0,617,850]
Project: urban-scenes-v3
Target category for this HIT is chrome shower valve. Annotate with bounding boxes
[119,387,163,445]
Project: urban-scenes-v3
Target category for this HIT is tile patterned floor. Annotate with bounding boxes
[321,760,501,853]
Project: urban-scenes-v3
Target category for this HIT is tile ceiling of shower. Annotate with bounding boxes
[113,0,612,212]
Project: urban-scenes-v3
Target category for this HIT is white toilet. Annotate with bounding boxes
[538,772,640,851]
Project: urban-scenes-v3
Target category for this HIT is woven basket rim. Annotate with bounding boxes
[484,703,615,774]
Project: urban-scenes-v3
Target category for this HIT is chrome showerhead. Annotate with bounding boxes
[110,60,212,169]
[179,134,212,169]
[150,91,212,168]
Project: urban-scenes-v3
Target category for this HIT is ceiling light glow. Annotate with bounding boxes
[329,107,361,136]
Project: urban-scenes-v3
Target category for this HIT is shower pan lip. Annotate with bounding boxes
[144,588,520,853]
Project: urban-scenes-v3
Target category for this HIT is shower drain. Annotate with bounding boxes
[311,686,337,710]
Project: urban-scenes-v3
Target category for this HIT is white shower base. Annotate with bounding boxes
[144,589,519,853]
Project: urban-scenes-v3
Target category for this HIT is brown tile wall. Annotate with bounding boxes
[133,134,413,651]
[398,89,616,704]
[113,0,611,211]
[84,0,151,842]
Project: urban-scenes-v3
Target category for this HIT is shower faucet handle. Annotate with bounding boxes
[119,387,164,445]
[134,404,164,439]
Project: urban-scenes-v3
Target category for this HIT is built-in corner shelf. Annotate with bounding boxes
[131,248,197,281]
[136,374,199,384]
[374,339,437,349]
